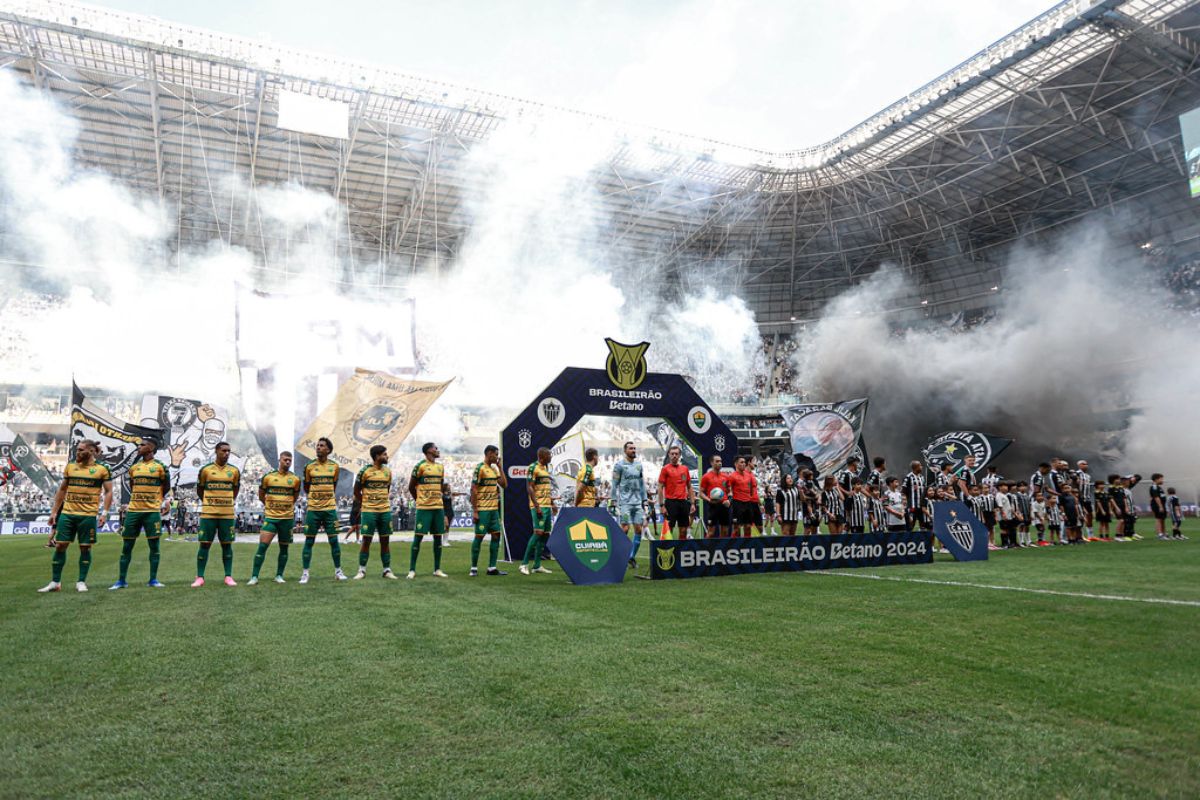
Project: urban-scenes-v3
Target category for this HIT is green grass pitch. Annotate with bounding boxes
[2,521,1198,799]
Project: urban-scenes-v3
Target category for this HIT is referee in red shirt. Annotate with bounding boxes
[725,456,756,538]
[658,445,695,539]
[700,456,731,537]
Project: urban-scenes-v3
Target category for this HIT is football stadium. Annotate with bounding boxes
[1,0,1199,796]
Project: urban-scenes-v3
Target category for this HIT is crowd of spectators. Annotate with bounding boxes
[1166,258,1200,313]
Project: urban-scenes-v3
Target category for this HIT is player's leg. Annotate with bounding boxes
[487,527,504,575]
[531,510,552,573]
[250,523,277,584]
[520,510,542,574]
[274,521,293,581]
[470,513,486,575]
[113,512,143,589]
[193,519,215,587]
[430,510,447,576]
[356,512,375,578]
[40,515,81,592]
[145,515,164,586]
[301,511,318,583]
[217,520,237,585]
[409,509,432,578]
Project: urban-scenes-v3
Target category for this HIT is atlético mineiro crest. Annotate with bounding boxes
[537,398,565,428]
[947,510,974,551]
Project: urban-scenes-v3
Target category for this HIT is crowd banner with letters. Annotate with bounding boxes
[500,339,737,564]
[646,421,699,469]
[922,431,1014,475]
[70,382,161,488]
[0,424,57,497]
[234,285,418,468]
[139,395,242,487]
[780,398,868,479]
[547,507,632,585]
[650,531,932,579]
[931,501,990,561]
[550,431,586,498]
[295,368,452,474]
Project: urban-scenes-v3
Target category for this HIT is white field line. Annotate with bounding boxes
[815,570,1200,607]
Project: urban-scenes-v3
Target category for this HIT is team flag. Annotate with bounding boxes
[295,368,452,473]
[922,431,1014,475]
[780,398,868,478]
[0,424,58,497]
[139,395,241,487]
[645,421,699,469]
[550,431,587,497]
[70,382,162,486]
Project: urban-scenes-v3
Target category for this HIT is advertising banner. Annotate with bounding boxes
[547,507,632,585]
[931,501,990,561]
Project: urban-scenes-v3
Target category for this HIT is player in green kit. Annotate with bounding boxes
[408,442,448,579]
[520,447,556,575]
[110,436,171,589]
[248,451,302,585]
[39,439,113,593]
[301,437,347,583]
[355,444,399,579]
[469,444,508,576]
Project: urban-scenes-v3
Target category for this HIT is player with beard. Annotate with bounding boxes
[409,442,450,578]
[612,442,647,563]
[110,437,171,590]
[39,440,112,593]
[354,445,399,579]
[249,450,302,584]
[699,455,731,538]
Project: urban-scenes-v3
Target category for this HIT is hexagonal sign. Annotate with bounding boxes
[547,507,632,585]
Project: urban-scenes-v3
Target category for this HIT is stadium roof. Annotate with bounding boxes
[3,0,1200,323]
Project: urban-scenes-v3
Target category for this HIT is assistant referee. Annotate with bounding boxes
[658,445,695,539]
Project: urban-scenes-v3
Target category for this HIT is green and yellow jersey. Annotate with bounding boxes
[473,462,501,511]
[357,465,393,513]
[528,462,554,509]
[411,460,444,510]
[260,470,301,520]
[198,462,240,520]
[575,463,597,507]
[61,461,112,516]
[304,460,339,512]
[127,459,170,513]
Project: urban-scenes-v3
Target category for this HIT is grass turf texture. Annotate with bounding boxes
[2,522,1198,799]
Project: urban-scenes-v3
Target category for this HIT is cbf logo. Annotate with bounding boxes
[568,519,611,571]
[713,434,726,452]
[605,338,649,390]
[517,429,533,449]
[344,400,407,446]
[687,405,712,434]
[922,431,990,475]
[947,510,974,551]
[537,398,565,428]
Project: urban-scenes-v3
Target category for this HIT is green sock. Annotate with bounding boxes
[359,545,370,568]
[381,545,391,570]
[409,535,423,572]
[522,535,538,565]
[302,537,315,569]
[147,537,161,581]
[78,548,92,581]
[328,534,342,569]
[220,543,233,577]
[252,542,269,579]
[488,536,500,569]
[532,536,544,569]
[196,544,210,577]
[119,538,135,581]
[432,535,443,570]
[276,544,289,577]
[51,548,66,582]
[471,535,483,568]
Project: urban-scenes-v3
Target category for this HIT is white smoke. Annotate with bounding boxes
[793,226,1200,487]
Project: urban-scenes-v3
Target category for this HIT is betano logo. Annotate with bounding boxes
[568,519,611,572]
[604,338,650,390]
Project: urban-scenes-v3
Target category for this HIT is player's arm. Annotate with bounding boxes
[407,465,419,500]
[196,468,206,502]
[99,479,113,524]
[657,470,668,511]
[686,469,695,506]
[574,468,585,507]
[47,474,69,527]
[303,463,312,494]
[470,466,480,514]
[354,469,364,505]
[527,476,537,508]
[258,475,268,506]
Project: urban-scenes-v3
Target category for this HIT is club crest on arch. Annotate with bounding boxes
[605,338,650,390]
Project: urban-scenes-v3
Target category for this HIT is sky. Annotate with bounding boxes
[95,0,1056,150]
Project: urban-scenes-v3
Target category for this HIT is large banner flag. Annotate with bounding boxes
[0,424,57,497]
[295,369,451,473]
[645,421,699,469]
[70,382,161,486]
[550,431,586,498]
[235,286,417,468]
[139,396,242,487]
[780,398,868,479]
[922,431,1014,475]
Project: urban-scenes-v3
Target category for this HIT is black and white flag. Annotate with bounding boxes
[922,431,1013,475]
[780,398,868,479]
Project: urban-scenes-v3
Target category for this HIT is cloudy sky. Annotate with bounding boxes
[103,0,1055,150]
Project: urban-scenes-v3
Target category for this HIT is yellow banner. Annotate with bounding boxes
[295,369,452,472]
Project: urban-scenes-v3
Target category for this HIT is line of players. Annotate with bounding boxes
[35,435,558,592]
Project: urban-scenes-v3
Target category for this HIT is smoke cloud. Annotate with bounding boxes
[793,226,1200,487]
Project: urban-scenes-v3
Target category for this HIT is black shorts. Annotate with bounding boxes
[847,525,865,534]
[751,503,764,528]
[731,500,756,525]
[664,499,691,531]
[1095,510,1111,523]
[704,502,731,527]
[1153,511,1168,520]
[1080,499,1094,513]
[982,511,996,527]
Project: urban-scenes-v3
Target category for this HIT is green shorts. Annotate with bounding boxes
[122,511,161,540]
[198,518,235,543]
[262,518,295,543]
[360,510,392,537]
[475,509,502,535]
[414,508,446,535]
[304,509,339,537]
[54,513,97,545]
[530,507,552,534]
